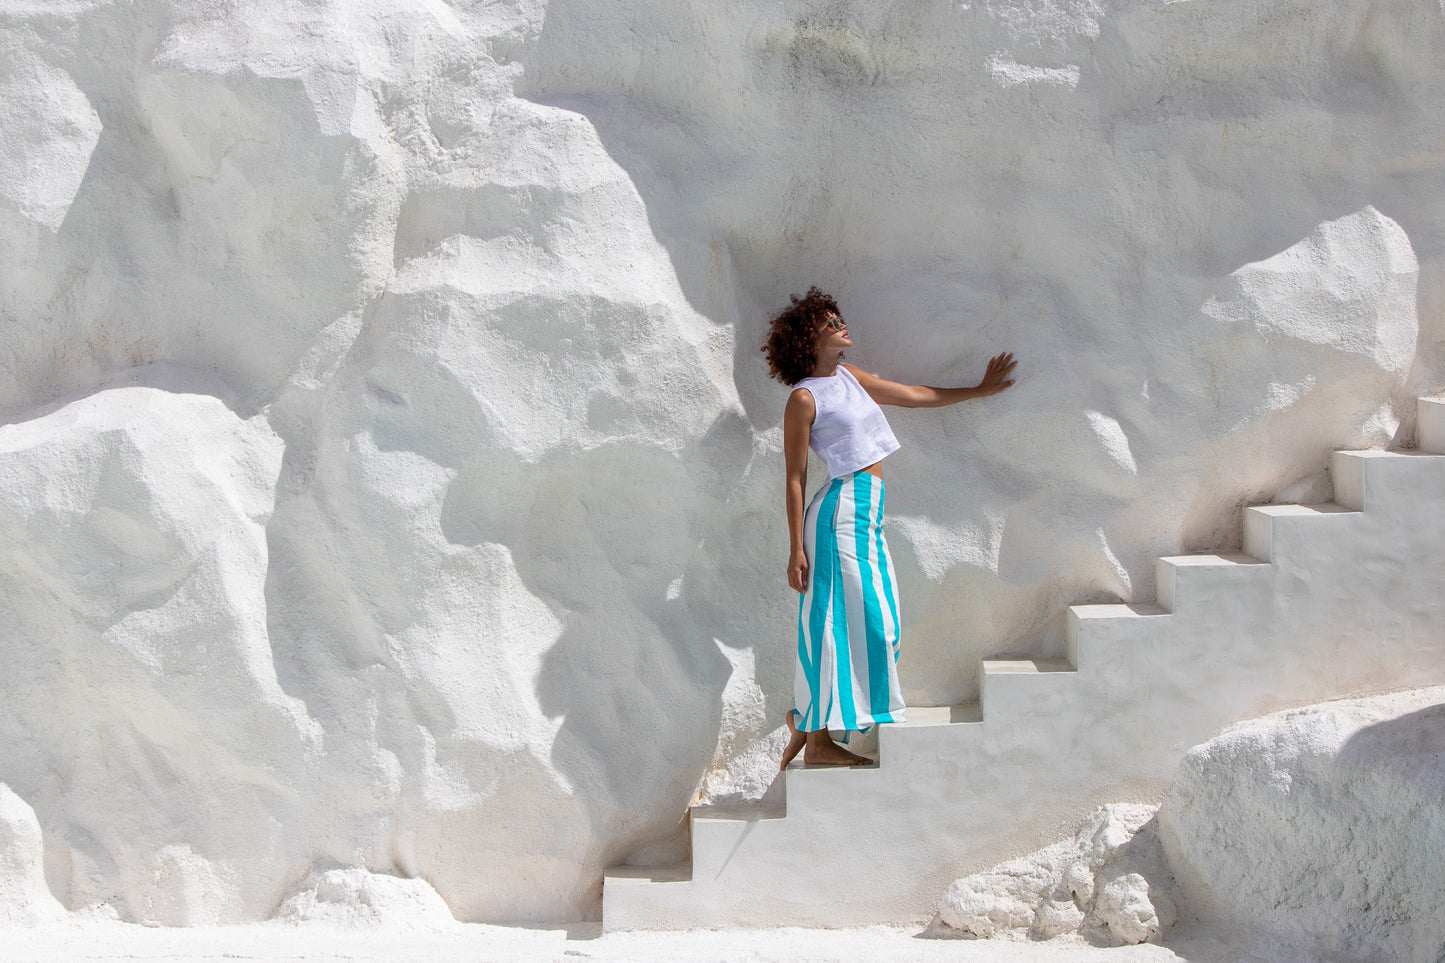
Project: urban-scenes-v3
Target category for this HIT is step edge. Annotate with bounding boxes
[982,657,1075,674]
[1244,502,1358,517]
[1068,602,1170,619]
[892,703,983,727]
[603,863,693,884]
[691,803,787,823]
[1157,551,1266,566]
[1335,447,1445,459]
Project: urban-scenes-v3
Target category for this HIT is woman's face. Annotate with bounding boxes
[816,312,851,350]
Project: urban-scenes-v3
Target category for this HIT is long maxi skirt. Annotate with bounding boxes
[795,469,906,732]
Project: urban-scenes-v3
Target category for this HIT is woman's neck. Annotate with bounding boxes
[810,352,843,378]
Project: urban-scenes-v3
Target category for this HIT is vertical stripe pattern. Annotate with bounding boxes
[795,470,905,732]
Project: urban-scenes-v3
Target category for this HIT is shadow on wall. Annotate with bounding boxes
[439,417,796,913]
[1337,703,1445,771]
[261,293,791,918]
[441,441,734,812]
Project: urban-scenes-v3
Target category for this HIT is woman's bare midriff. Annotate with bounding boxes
[861,462,883,478]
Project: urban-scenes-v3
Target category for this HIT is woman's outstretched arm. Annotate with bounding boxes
[848,352,1017,408]
[783,387,816,593]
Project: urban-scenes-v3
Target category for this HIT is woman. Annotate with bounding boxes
[762,288,1017,767]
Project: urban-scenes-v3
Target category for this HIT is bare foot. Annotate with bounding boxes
[802,730,870,766]
[779,710,806,770]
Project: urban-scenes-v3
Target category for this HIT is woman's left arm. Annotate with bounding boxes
[848,353,1017,408]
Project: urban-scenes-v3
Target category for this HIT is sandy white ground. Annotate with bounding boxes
[0,918,1313,963]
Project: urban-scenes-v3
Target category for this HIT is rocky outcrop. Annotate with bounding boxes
[0,387,305,925]
[933,805,1176,945]
[275,869,458,929]
[933,687,1445,959]
[1159,688,1445,963]
[1,0,1443,926]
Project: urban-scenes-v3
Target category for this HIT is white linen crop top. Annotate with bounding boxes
[795,365,901,480]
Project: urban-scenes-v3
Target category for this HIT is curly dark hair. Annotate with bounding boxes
[761,286,840,385]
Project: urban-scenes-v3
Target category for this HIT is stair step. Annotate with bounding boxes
[896,703,983,726]
[880,703,984,768]
[690,801,791,878]
[1332,449,1445,511]
[692,800,786,822]
[980,658,1078,720]
[793,756,880,770]
[1243,503,1359,561]
[1157,551,1264,563]
[782,757,883,814]
[1066,603,1170,667]
[605,862,691,884]
[603,860,701,931]
[604,397,1445,932]
[983,657,1074,673]
[1156,552,1269,613]
[1068,602,1170,618]
[1420,397,1445,454]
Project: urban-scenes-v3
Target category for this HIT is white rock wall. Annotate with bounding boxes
[0,0,1443,925]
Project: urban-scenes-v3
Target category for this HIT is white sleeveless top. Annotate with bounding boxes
[795,366,901,480]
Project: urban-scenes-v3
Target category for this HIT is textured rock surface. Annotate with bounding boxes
[934,804,1175,945]
[0,0,1442,926]
[0,386,304,925]
[1158,687,1445,963]
[275,868,458,929]
[0,786,65,926]
[934,687,1445,956]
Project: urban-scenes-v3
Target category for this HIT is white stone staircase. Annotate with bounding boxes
[603,397,1445,930]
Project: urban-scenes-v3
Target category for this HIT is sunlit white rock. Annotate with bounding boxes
[0,0,1441,928]
[0,785,65,926]
[275,868,458,929]
[0,386,308,926]
[0,51,101,230]
[933,804,1174,945]
[1158,688,1445,963]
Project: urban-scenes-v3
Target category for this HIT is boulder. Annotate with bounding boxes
[1158,687,1445,963]
[934,804,1175,945]
[275,868,457,929]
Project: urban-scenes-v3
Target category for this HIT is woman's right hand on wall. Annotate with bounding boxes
[788,548,809,593]
[975,352,1017,396]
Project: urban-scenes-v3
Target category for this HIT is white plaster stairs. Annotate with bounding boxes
[603,397,1445,930]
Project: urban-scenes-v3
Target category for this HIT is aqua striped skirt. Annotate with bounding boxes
[795,469,906,732]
